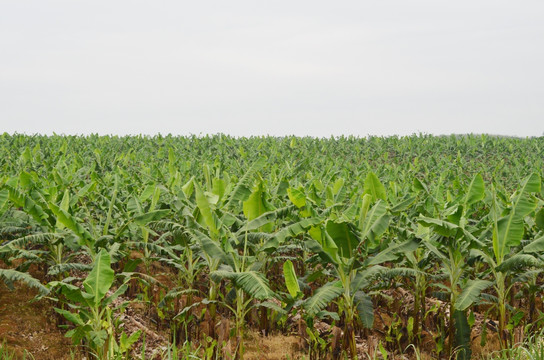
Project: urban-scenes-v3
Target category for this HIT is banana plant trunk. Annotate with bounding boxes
[346,321,357,360]
[413,288,421,346]
[209,282,218,339]
[496,273,508,350]
[235,289,245,360]
[341,270,358,360]
[413,273,426,346]
[448,303,454,359]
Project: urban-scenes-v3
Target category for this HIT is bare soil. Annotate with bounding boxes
[0,281,71,359]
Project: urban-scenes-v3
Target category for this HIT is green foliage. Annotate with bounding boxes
[49,249,130,359]
[492,173,541,263]
[0,268,48,294]
[1,134,544,359]
[283,260,301,298]
[303,281,343,316]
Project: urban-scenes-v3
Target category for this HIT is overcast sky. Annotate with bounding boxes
[1,1,543,137]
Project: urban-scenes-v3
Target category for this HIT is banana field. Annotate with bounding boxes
[1,133,544,360]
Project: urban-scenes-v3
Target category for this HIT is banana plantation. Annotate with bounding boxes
[1,133,544,360]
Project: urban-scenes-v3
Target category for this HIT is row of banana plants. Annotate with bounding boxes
[0,134,543,360]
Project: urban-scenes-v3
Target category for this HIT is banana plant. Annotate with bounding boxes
[48,249,131,360]
[281,259,342,360]
[193,235,273,357]
[189,164,310,359]
[417,173,491,360]
[471,173,542,349]
[305,217,420,359]
[388,192,432,347]
[208,231,276,360]
[125,183,166,264]
[301,172,412,360]
[0,179,74,270]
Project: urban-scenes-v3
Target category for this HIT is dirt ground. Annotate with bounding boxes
[0,281,72,359]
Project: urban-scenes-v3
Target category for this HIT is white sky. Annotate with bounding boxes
[1,1,543,137]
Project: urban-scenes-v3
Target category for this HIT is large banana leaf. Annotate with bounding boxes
[363,172,387,202]
[360,200,391,245]
[243,182,266,220]
[304,281,343,316]
[283,260,301,298]
[492,173,541,262]
[55,308,85,326]
[235,271,275,300]
[0,188,8,216]
[389,194,417,213]
[455,279,492,311]
[418,216,460,238]
[287,187,306,208]
[224,157,266,209]
[273,217,323,244]
[305,232,339,265]
[326,220,360,259]
[463,173,485,209]
[365,239,420,266]
[82,249,115,305]
[495,254,543,272]
[5,185,52,226]
[194,181,220,239]
[212,269,275,300]
[133,209,170,226]
[354,291,374,328]
[49,203,93,246]
[0,268,49,294]
[522,235,544,253]
[241,206,293,232]
[243,182,273,232]
[56,190,70,230]
[536,209,544,230]
[195,231,234,268]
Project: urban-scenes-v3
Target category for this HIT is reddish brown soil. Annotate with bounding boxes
[0,281,72,359]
